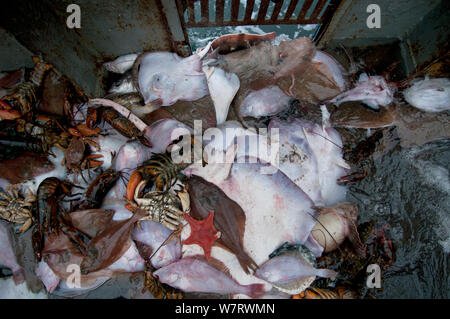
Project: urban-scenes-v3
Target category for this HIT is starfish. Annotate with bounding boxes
[181,211,221,260]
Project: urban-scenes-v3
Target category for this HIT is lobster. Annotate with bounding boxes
[85,105,151,147]
[32,177,89,261]
[0,56,51,120]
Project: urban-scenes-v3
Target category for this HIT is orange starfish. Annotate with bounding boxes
[181,211,221,260]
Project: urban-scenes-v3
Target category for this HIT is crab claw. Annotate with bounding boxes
[125,170,142,211]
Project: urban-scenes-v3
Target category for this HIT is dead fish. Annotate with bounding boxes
[203,66,240,125]
[0,221,25,285]
[329,73,394,110]
[80,208,146,274]
[154,256,266,298]
[255,251,337,295]
[403,77,450,112]
[132,220,182,269]
[109,72,138,94]
[312,50,348,91]
[240,85,293,118]
[311,203,366,256]
[137,51,209,106]
[210,32,277,54]
[217,37,315,124]
[330,103,450,148]
[36,260,60,293]
[184,146,322,264]
[188,176,258,274]
[269,105,349,206]
[104,53,141,74]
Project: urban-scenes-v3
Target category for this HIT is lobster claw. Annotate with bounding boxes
[125,170,142,211]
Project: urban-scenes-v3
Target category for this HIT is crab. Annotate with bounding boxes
[62,135,103,183]
[0,185,36,233]
[131,179,190,232]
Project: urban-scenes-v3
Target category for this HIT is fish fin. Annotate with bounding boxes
[272,276,316,295]
[345,217,366,258]
[316,268,338,280]
[333,158,351,170]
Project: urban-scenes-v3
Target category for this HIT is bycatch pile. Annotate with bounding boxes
[0,31,448,299]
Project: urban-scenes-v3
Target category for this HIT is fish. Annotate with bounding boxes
[270,106,349,206]
[203,66,240,125]
[330,102,450,148]
[403,77,450,112]
[210,32,277,54]
[0,221,25,285]
[312,50,348,91]
[153,256,266,298]
[0,152,55,185]
[36,260,60,293]
[329,73,394,110]
[216,37,316,124]
[184,146,323,264]
[188,176,258,274]
[80,208,146,274]
[145,118,193,154]
[240,85,293,118]
[109,71,138,94]
[136,51,209,106]
[255,251,337,295]
[104,53,141,74]
[132,220,182,269]
[311,203,365,256]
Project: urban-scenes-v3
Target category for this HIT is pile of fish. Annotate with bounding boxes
[0,31,448,299]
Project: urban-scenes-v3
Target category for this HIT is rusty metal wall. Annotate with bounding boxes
[0,0,176,97]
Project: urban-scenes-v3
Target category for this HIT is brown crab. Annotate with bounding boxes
[131,180,190,231]
[62,135,103,183]
[0,185,36,232]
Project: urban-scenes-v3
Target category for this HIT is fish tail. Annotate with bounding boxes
[246,283,266,299]
[12,267,26,285]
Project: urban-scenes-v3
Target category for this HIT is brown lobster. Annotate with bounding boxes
[32,177,89,261]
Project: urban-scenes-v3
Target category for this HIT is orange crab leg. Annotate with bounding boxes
[125,170,142,211]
